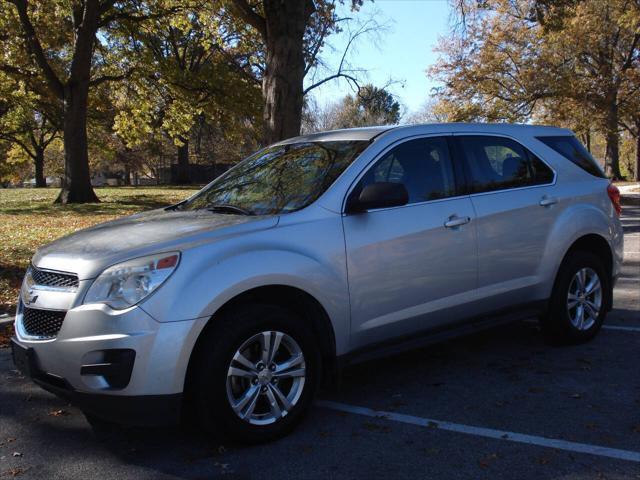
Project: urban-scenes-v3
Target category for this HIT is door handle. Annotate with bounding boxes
[539,196,558,207]
[444,215,471,228]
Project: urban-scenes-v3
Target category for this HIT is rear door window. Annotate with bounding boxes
[359,137,457,205]
[536,135,606,178]
[456,136,554,193]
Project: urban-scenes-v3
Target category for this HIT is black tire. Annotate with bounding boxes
[189,304,321,443]
[540,250,609,345]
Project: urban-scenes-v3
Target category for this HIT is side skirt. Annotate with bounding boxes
[336,300,548,371]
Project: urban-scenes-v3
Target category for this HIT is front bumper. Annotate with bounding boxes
[12,336,181,425]
[12,302,208,425]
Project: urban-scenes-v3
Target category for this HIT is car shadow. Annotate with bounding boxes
[1,319,637,479]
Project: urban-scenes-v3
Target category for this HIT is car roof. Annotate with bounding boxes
[275,126,393,145]
[277,123,573,145]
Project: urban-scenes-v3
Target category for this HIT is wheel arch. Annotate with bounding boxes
[556,233,614,311]
[183,284,338,397]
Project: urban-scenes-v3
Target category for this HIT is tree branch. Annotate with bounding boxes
[0,63,37,79]
[304,17,336,76]
[304,17,378,94]
[99,6,183,28]
[0,131,36,159]
[9,0,65,98]
[88,69,134,87]
[621,33,640,71]
[230,0,267,39]
[304,72,360,95]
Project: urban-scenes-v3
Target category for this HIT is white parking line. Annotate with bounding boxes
[316,400,640,463]
[603,325,640,332]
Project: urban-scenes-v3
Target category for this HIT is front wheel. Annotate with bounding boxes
[540,251,609,344]
[190,304,320,443]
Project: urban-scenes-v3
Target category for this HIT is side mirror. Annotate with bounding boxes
[347,182,409,213]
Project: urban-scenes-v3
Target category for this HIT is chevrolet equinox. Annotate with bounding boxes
[11,124,624,442]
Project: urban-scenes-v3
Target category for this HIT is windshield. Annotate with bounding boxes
[181,140,369,215]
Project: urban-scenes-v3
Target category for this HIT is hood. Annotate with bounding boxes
[32,208,278,279]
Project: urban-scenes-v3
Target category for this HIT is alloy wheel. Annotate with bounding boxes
[226,331,306,425]
[567,267,602,331]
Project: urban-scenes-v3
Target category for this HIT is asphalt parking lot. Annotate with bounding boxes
[1,203,639,479]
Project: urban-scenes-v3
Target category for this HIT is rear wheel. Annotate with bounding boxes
[190,304,320,443]
[541,251,608,344]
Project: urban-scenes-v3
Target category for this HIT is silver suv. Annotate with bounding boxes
[11,124,624,442]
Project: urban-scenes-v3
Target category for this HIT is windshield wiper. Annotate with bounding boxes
[165,200,187,211]
[206,204,254,216]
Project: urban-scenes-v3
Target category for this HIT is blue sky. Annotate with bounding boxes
[307,0,452,116]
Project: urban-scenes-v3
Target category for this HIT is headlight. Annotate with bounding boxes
[84,252,180,310]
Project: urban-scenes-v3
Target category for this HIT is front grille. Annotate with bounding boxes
[30,266,79,289]
[21,307,66,338]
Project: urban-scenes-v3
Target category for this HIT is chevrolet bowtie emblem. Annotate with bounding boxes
[24,289,38,306]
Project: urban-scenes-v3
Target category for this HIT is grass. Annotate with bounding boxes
[0,187,199,315]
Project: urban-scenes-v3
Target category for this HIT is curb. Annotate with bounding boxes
[0,317,15,326]
[617,183,639,195]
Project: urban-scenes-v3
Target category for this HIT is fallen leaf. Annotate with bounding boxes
[48,409,68,417]
[1,467,30,477]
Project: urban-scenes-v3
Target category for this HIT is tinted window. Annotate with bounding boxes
[530,155,555,184]
[457,136,554,193]
[183,141,368,215]
[358,137,456,205]
[537,135,606,178]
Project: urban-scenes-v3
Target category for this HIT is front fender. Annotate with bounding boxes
[140,214,350,355]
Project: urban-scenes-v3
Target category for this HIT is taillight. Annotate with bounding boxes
[607,183,622,216]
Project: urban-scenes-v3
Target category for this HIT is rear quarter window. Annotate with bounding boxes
[537,136,606,178]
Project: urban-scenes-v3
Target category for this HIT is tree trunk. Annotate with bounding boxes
[603,92,622,179]
[53,1,100,203]
[175,138,190,184]
[56,84,99,203]
[635,134,640,182]
[34,147,46,188]
[635,117,640,182]
[124,163,131,186]
[262,0,313,144]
